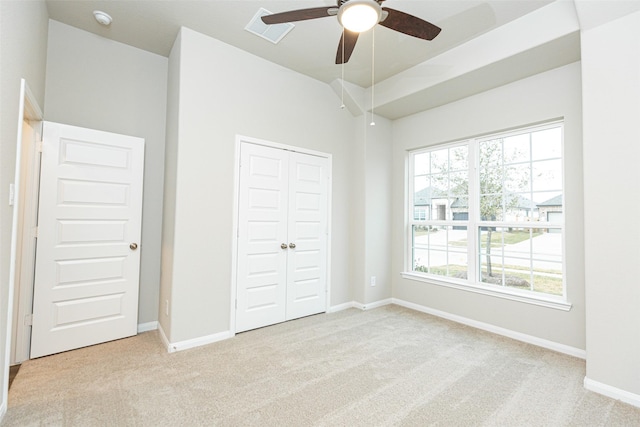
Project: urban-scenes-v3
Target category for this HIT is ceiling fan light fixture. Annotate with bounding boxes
[338,0,381,33]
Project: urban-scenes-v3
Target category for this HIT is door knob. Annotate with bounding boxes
[281,243,288,249]
[130,243,138,250]
[289,243,296,249]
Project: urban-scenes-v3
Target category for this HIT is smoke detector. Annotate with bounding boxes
[93,10,112,26]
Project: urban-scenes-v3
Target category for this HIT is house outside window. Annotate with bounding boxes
[408,122,564,300]
[413,207,427,221]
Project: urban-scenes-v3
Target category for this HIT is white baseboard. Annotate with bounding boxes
[327,302,356,313]
[157,322,171,351]
[137,321,158,333]
[354,298,393,311]
[160,328,234,353]
[329,299,393,313]
[392,298,586,360]
[584,377,640,408]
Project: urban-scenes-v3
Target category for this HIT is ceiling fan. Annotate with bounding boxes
[261,0,442,64]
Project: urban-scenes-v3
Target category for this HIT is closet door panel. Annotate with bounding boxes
[236,144,289,333]
[286,152,328,320]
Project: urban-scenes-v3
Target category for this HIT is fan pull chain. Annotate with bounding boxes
[370,26,376,126]
[340,30,345,110]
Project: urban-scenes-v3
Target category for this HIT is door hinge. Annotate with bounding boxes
[33,226,38,238]
[24,314,33,326]
[8,184,15,206]
[36,141,43,153]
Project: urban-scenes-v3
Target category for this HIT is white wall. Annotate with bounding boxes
[391,62,585,350]
[581,9,640,398]
[161,27,355,343]
[0,0,49,419]
[364,115,392,305]
[159,31,182,340]
[43,21,168,325]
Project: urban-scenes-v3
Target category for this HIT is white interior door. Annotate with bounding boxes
[236,143,289,333]
[286,152,328,320]
[236,142,328,333]
[30,122,144,358]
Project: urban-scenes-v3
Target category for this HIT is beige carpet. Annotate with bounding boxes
[3,305,640,426]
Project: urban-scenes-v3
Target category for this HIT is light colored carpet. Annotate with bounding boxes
[3,305,640,426]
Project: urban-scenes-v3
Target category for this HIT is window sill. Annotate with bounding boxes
[400,272,572,311]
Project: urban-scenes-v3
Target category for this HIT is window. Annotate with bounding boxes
[407,122,565,301]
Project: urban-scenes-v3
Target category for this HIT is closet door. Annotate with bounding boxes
[236,143,329,333]
[236,143,289,333]
[286,152,328,320]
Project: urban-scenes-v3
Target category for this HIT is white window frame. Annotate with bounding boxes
[403,121,571,311]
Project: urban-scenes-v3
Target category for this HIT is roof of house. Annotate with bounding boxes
[450,197,467,208]
[537,195,563,207]
[414,187,445,206]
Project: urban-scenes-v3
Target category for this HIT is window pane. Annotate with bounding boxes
[532,127,562,160]
[450,171,468,197]
[503,134,530,164]
[479,194,504,221]
[414,152,430,175]
[412,145,469,224]
[450,146,468,171]
[412,225,468,278]
[532,159,562,192]
[478,226,563,293]
[504,166,530,193]
[505,193,535,221]
[531,227,563,295]
[431,173,448,197]
[431,149,449,174]
[479,139,502,166]
[479,227,502,285]
[479,163,503,194]
[414,176,431,219]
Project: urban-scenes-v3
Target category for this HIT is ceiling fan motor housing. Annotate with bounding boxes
[338,0,383,33]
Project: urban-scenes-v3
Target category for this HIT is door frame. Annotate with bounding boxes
[5,79,43,402]
[230,135,332,334]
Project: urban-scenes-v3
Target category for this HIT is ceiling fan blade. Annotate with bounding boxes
[379,7,441,41]
[335,29,359,64]
[261,7,335,25]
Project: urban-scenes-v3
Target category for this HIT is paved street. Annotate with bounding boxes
[414,228,562,273]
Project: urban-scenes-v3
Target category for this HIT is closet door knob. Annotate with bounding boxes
[281,243,288,250]
[289,243,296,249]
[130,243,138,250]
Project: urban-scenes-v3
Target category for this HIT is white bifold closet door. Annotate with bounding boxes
[236,142,328,333]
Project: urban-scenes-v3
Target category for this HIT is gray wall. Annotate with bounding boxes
[0,0,49,416]
[581,9,640,396]
[391,62,585,350]
[160,27,356,343]
[43,21,168,325]
[159,30,182,339]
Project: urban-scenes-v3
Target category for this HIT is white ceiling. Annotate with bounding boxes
[45,0,559,88]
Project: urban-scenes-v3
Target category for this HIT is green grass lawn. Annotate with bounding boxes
[424,263,562,296]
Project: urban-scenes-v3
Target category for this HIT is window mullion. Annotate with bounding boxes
[467,140,478,283]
